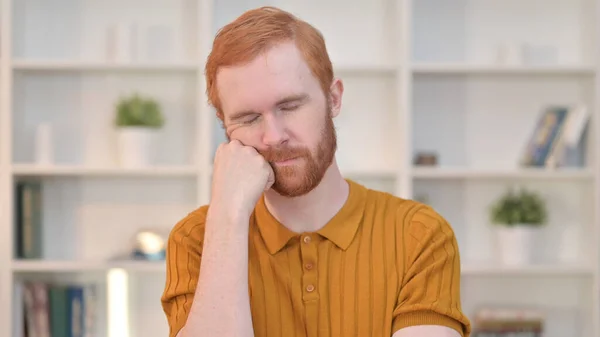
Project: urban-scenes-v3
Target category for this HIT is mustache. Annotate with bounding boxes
[259,146,309,162]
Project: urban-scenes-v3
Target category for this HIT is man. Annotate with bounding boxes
[161,6,471,337]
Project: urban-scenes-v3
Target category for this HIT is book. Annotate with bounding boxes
[14,180,43,259]
[520,106,570,167]
[472,306,544,337]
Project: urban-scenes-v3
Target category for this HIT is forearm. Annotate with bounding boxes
[181,205,254,337]
[393,326,462,337]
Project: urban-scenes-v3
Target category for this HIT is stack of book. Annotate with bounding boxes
[472,306,544,337]
[520,104,590,168]
[13,281,97,337]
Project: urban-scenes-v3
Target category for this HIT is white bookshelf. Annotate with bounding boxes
[11,260,166,273]
[412,62,597,75]
[0,0,598,337]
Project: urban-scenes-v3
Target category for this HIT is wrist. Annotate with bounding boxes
[209,198,254,223]
[206,202,251,236]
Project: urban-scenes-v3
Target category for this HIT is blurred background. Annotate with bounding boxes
[0,0,598,336]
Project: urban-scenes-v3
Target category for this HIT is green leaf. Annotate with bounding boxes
[489,186,547,227]
[115,93,165,128]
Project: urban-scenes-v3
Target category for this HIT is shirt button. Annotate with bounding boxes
[303,236,311,244]
[306,284,315,292]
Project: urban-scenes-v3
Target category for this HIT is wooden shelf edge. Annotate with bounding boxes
[412,63,596,75]
[461,263,595,276]
[412,167,594,179]
[11,259,166,272]
[11,164,200,177]
[12,59,199,71]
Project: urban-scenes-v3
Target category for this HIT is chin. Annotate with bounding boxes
[273,172,303,188]
[272,173,311,197]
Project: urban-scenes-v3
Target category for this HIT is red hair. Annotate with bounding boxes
[205,6,334,120]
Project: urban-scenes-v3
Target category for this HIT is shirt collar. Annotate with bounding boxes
[254,179,367,255]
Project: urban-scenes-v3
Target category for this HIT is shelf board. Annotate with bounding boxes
[461,263,594,276]
[12,164,199,177]
[341,168,398,178]
[11,260,165,273]
[10,60,398,74]
[412,167,594,180]
[12,59,199,72]
[334,63,398,74]
[412,63,595,75]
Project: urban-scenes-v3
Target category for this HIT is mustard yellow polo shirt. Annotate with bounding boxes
[161,179,471,337]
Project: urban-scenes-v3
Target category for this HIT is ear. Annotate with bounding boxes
[328,78,344,118]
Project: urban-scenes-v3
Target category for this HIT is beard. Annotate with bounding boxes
[258,110,337,198]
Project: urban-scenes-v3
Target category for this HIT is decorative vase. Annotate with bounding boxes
[107,23,137,63]
[34,123,54,165]
[131,230,166,261]
[116,127,156,168]
[495,225,536,266]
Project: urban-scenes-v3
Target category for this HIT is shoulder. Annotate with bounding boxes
[167,205,210,253]
[358,183,458,249]
[400,200,455,241]
[360,183,451,231]
[365,188,461,270]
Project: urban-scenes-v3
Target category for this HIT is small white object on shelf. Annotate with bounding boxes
[116,127,157,168]
[496,43,523,66]
[131,230,166,261]
[107,23,138,63]
[495,226,537,266]
[523,44,559,65]
[34,123,53,165]
[557,224,582,264]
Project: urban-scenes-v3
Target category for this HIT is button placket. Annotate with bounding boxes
[299,233,319,302]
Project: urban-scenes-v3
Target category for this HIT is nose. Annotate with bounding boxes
[261,114,288,146]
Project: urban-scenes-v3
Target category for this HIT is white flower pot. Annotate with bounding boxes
[496,225,537,266]
[116,127,156,168]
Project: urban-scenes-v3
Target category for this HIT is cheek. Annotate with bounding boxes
[289,114,325,147]
[228,127,262,147]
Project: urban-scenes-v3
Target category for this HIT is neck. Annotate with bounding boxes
[263,159,349,233]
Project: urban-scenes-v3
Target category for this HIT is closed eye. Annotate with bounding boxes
[280,104,300,111]
[228,111,261,125]
[241,114,260,124]
[277,93,308,112]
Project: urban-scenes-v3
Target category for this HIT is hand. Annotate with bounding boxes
[210,140,275,216]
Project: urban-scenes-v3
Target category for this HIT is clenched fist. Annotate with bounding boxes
[210,140,275,217]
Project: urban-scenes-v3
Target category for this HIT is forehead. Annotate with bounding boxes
[216,41,319,117]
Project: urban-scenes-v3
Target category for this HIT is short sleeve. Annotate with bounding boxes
[160,206,209,337]
[392,204,472,337]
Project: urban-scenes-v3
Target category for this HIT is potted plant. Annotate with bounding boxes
[489,187,548,266]
[114,93,164,167]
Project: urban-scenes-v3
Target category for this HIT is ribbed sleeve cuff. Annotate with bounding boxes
[392,310,465,336]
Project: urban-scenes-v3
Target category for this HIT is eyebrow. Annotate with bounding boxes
[276,93,309,106]
[228,93,309,122]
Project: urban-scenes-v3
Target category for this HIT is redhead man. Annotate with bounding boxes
[161,6,471,337]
